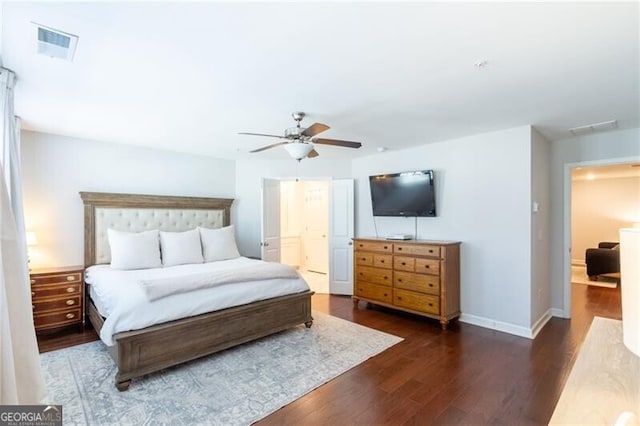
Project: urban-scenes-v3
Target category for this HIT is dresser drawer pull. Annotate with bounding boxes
[32,305,35,310]
[66,275,75,281]
[428,250,434,254]
[429,283,434,288]
[384,293,388,297]
[359,244,364,248]
[424,265,430,269]
[361,257,366,261]
[380,260,385,263]
[401,262,406,265]
[397,296,403,300]
[359,272,364,276]
[384,246,389,250]
[398,278,403,282]
[31,291,35,297]
[398,247,402,251]
[428,303,434,307]
[66,287,76,293]
[384,276,389,280]
[65,313,75,319]
[30,279,36,284]
[66,299,75,306]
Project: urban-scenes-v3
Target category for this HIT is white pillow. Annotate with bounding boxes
[160,229,204,267]
[108,229,162,270]
[199,225,240,262]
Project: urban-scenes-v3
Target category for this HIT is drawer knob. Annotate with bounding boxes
[30,279,36,284]
[398,279,403,282]
[428,303,433,307]
[359,272,363,276]
[66,287,75,293]
[65,313,75,319]
[384,276,388,280]
[384,293,388,297]
[397,296,403,300]
[380,260,385,263]
[66,299,75,306]
[429,250,434,253]
[425,265,430,269]
[361,257,366,261]
[32,305,35,310]
[401,262,406,266]
[31,291,35,297]
[429,284,434,287]
[66,275,75,281]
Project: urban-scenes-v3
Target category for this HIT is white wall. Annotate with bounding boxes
[21,130,235,268]
[352,126,534,333]
[550,127,640,315]
[234,158,352,258]
[571,175,640,262]
[530,128,552,329]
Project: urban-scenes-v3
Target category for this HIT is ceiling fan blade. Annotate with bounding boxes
[313,138,362,149]
[238,132,284,138]
[249,141,288,153]
[301,123,330,137]
[307,149,319,158]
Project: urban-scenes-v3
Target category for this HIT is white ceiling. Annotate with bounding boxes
[2,2,638,160]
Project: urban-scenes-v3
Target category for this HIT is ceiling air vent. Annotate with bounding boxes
[32,23,78,61]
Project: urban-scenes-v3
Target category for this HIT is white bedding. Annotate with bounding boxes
[85,257,310,346]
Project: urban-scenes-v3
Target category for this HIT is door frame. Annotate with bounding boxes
[562,155,640,317]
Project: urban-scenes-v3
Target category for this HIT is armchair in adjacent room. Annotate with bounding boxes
[585,242,620,280]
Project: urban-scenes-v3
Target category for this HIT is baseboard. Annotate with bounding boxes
[530,309,553,339]
[550,307,569,319]
[459,313,535,339]
[572,258,585,266]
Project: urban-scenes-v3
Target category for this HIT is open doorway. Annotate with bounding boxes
[565,160,640,315]
[261,178,355,295]
[280,180,330,293]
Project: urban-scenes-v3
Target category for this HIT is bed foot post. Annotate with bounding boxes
[116,378,131,391]
[305,320,313,328]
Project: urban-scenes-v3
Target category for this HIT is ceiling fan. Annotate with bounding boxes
[239,112,362,160]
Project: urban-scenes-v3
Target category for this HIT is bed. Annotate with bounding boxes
[80,192,314,391]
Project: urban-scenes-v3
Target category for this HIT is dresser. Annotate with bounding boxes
[352,238,461,329]
[30,266,84,332]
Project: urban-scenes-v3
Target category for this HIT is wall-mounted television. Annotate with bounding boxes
[369,170,436,217]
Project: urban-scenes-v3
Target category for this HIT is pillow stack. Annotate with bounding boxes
[107,225,241,270]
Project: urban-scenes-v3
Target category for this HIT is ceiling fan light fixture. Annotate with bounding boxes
[284,142,314,160]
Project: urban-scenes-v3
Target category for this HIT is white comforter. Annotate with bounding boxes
[85,257,310,346]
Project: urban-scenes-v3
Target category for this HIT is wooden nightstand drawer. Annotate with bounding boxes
[394,244,440,258]
[355,265,392,286]
[33,309,82,330]
[394,271,440,295]
[30,266,85,332]
[355,282,392,304]
[354,240,393,253]
[31,283,81,299]
[394,289,439,315]
[30,272,82,286]
[32,296,81,312]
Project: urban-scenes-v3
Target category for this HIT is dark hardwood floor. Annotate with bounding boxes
[37,282,621,425]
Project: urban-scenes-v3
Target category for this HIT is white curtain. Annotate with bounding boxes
[0,68,47,404]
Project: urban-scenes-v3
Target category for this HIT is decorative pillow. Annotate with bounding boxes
[199,225,240,262]
[159,229,204,267]
[108,229,162,270]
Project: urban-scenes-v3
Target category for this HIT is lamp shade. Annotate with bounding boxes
[283,142,313,160]
[26,231,38,246]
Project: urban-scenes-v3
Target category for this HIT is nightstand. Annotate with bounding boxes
[30,266,84,332]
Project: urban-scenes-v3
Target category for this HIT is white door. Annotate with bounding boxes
[303,182,329,273]
[329,179,355,295]
[261,178,281,262]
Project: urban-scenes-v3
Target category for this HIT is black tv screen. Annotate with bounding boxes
[369,170,436,217]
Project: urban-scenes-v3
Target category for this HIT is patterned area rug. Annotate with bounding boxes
[40,311,402,425]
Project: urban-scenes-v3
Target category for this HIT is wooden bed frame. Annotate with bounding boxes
[80,192,313,391]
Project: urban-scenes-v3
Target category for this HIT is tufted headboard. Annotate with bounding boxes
[80,192,234,266]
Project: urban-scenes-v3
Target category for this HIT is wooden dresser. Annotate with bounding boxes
[30,266,84,332]
[352,238,461,329]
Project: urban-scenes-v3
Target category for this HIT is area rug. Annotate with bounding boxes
[40,311,403,425]
[571,264,617,288]
[549,317,640,424]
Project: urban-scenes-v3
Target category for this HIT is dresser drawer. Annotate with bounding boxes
[32,296,81,313]
[33,308,82,330]
[394,289,439,315]
[30,272,82,286]
[394,256,415,272]
[394,244,441,258]
[373,254,393,269]
[31,283,82,299]
[355,265,392,286]
[415,258,440,275]
[356,253,374,266]
[354,240,393,253]
[355,282,392,304]
[394,271,440,295]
